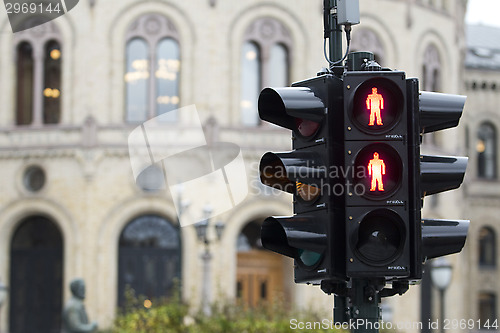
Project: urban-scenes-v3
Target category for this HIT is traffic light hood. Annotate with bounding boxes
[259,151,327,193]
[422,219,469,260]
[261,216,327,259]
[258,87,326,133]
[420,155,468,197]
[419,92,467,134]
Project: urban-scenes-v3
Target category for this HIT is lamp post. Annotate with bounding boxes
[194,205,225,316]
[430,258,453,333]
[0,279,8,333]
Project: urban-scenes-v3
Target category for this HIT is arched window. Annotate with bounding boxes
[477,122,497,179]
[236,219,287,307]
[240,18,292,126]
[43,40,62,124]
[240,42,261,127]
[479,293,497,329]
[479,227,496,268]
[10,216,63,333]
[16,42,34,125]
[237,220,263,252]
[118,215,181,306]
[125,14,180,122]
[125,38,148,122]
[422,44,441,92]
[14,19,62,126]
[350,29,385,65]
[422,44,442,148]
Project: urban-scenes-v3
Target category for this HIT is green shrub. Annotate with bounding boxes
[111,290,343,333]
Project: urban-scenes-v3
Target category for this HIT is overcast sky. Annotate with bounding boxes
[466,0,500,27]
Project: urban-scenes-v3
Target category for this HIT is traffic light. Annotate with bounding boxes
[258,69,469,286]
[259,74,345,284]
[412,88,469,279]
[342,71,414,278]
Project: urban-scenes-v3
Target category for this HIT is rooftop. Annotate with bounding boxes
[466,24,500,70]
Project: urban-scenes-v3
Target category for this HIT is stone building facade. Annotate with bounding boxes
[0,0,477,332]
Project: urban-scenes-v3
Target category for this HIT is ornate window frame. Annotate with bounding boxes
[125,14,181,123]
[240,18,293,126]
[13,18,62,126]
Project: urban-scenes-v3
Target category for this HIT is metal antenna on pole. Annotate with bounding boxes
[323,0,358,72]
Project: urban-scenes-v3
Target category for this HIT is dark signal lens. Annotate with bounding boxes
[351,78,404,134]
[297,249,322,267]
[354,209,405,265]
[354,144,402,199]
[295,118,320,137]
[296,181,321,202]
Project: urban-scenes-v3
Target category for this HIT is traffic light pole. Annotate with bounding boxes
[324,0,343,63]
[350,280,381,333]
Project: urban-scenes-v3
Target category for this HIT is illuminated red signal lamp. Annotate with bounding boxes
[349,78,404,134]
[353,144,403,199]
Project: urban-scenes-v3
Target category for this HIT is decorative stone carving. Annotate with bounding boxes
[422,44,441,91]
[126,14,179,43]
[350,29,385,65]
[244,18,292,49]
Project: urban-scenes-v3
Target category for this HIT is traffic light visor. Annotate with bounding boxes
[258,87,325,137]
[419,92,466,134]
[259,151,326,195]
[420,155,468,196]
[261,216,326,267]
[422,219,469,260]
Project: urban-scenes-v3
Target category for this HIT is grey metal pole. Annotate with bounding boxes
[439,289,445,333]
[328,0,343,64]
[201,248,212,316]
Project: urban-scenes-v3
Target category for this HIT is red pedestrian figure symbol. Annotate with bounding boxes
[368,152,385,192]
[366,87,384,126]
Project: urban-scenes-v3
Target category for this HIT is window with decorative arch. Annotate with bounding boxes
[479,292,497,329]
[479,226,496,268]
[14,18,62,126]
[125,14,181,123]
[477,122,497,180]
[350,28,386,65]
[117,214,181,306]
[240,18,292,126]
[422,44,442,92]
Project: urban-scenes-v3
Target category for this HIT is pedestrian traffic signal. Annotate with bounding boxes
[259,74,346,284]
[258,68,469,288]
[343,71,413,278]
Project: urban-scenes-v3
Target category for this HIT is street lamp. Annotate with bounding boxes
[430,258,453,333]
[0,279,8,333]
[194,204,225,316]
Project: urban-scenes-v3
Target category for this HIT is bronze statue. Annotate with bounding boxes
[62,278,98,333]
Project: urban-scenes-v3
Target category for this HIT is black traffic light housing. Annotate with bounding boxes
[258,63,469,290]
[410,86,469,280]
[259,74,346,284]
[342,71,414,279]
